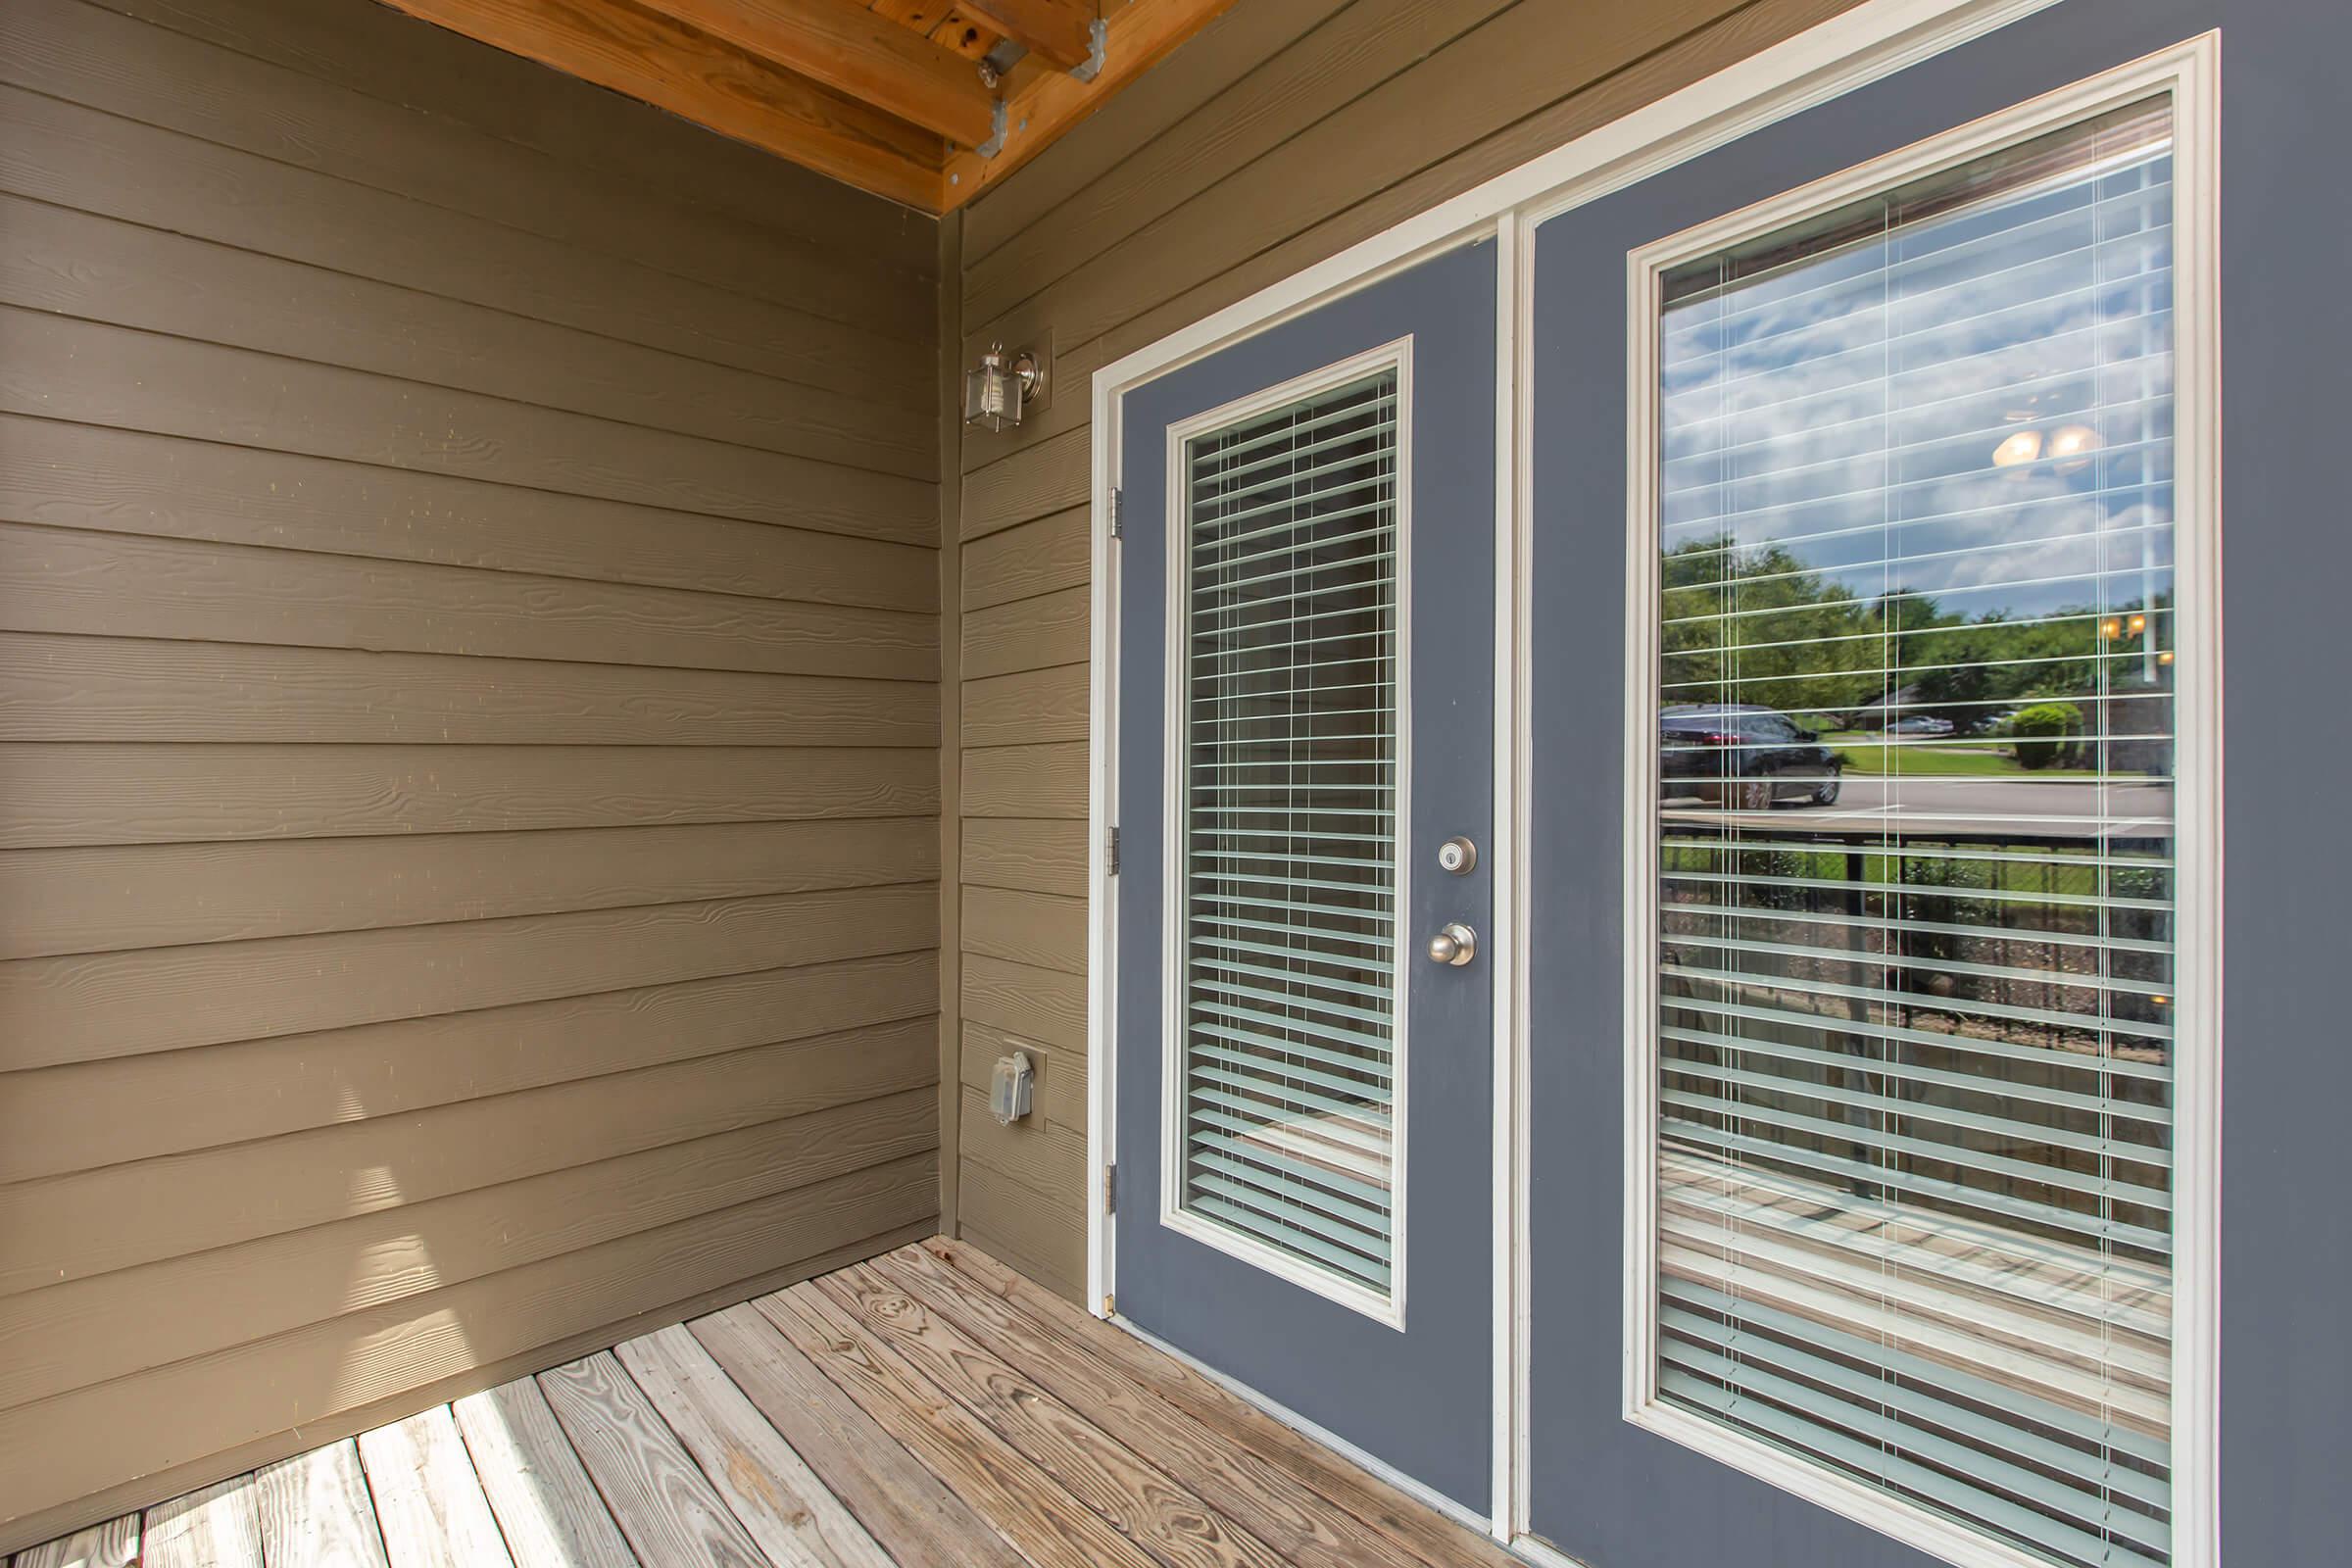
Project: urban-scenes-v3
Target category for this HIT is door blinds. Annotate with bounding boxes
[1650,102,2178,1568]
[1177,368,1402,1300]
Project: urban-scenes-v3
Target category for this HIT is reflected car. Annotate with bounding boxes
[1660,705,1843,809]
[1886,713,1957,737]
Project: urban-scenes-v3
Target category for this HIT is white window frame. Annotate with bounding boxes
[1157,338,1416,1330]
[1617,35,2222,1568]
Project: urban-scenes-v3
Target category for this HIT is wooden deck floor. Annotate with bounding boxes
[11,1237,1522,1568]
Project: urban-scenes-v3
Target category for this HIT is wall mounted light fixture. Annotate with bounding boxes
[964,342,1044,432]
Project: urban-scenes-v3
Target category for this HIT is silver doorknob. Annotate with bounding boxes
[1428,922,1478,966]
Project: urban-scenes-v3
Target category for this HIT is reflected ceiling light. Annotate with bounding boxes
[2048,422,2101,473]
[2128,612,2147,633]
[1991,429,2044,467]
[2100,617,2124,640]
[2158,649,2176,665]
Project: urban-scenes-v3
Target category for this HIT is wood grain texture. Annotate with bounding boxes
[0,520,938,680]
[960,742,1086,818]
[0,416,936,613]
[756,1285,1157,1568]
[2,0,932,329]
[0,1093,940,1410]
[614,1325,893,1568]
[140,1477,262,1568]
[959,886,1086,974]
[254,1443,391,1568]
[357,1408,516,1568]
[962,584,1087,679]
[960,664,1087,748]
[0,951,938,1185]
[0,744,938,850]
[869,1246,1425,1568]
[0,1160,941,1531]
[0,1021,939,1294]
[961,817,1086,897]
[685,1303,1028,1568]
[2,881,937,1070]
[927,1238,1526,1568]
[451,1381,637,1568]
[960,955,1085,1052]
[961,505,1088,610]
[8,1514,137,1567]
[960,427,1091,540]
[536,1354,766,1568]
[957,1085,1084,1200]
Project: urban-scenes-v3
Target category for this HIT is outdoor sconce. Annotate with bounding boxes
[964,342,1044,432]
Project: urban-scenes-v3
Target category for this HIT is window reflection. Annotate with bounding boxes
[1652,101,2178,1568]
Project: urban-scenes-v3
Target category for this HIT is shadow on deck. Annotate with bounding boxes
[12,1237,1520,1568]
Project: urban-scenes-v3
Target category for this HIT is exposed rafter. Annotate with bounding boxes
[370,0,1239,212]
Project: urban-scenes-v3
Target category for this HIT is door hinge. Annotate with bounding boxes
[1107,486,1123,539]
[1102,1163,1116,1214]
[1104,825,1120,875]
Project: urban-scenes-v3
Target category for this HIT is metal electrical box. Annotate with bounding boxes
[989,1050,1035,1126]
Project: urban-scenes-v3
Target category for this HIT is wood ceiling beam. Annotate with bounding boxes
[376,0,949,212]
[633,0,999,148]
[954,0,1097,72]
[940,0,1237,210]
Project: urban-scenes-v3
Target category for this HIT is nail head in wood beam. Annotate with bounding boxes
[956,0,1096,71]
[633,0,999,148]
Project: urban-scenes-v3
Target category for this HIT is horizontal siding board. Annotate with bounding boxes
[0,1015,941,1295]
[99,0,939,272]
[959,887,1086,976]
[960,819,1086,897]
[960,743,1085,819]
[964,0,1742,358]
[0,634,936,748]
[0,819,938,961]
[0,522,936,681]
[961,0,1510,328]
[0,195,930,477]
[0,416,937,613]
[962,585,1086,680]
[957,1085,1085,1202]
[961,506,1088,610]
[960,428,1090,541]
[0,952,940,1186]
[0,744,940,849]
[3,0,933,340]
[0,882,937,1069]
[956,1173,1084,1301]
[959,956,1084,1054]
[959,664,1086,749]
[0,1092,940,1413]
[0,1156,941,1531]
[0,83,932,406]
[0,307,939,546]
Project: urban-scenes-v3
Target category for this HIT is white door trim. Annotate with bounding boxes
[1088,0,2110,1547]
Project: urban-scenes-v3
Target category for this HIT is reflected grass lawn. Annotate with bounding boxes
[1823,731,2092,778]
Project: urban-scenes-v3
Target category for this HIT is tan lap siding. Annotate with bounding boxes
[0,0,940,1548]
[944,0,1871,1297]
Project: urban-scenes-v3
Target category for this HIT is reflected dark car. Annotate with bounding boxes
[1660,704,1844,809]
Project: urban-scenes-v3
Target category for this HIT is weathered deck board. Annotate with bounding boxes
[813,1263,1291,1568]
[537,1353,766,1568]
[617,1324,892,1568]
[687,1305,1027,1568]
[11,1239,1517,1568]
[452,1379,639,1568]
[357,1408,516,1568]
[757,1284,1160,1568]
[254,1441,390,1568]
[141,1476,261,1568]
[9,1514,136,1567]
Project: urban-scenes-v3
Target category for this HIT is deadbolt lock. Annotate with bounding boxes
[1437,836,1478,874]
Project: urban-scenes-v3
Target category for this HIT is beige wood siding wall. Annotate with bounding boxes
[943,0,1869,1298]
[0,0,942,1548]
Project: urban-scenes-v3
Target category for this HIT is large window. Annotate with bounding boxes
[1642,100,2183,1568]
[1168,364,1405,1314]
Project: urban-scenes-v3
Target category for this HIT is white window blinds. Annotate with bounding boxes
[1178,368,1401,1300]
[1650,100,2178,1568]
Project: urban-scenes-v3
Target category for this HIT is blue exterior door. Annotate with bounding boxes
[1111,242,1499,1512]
